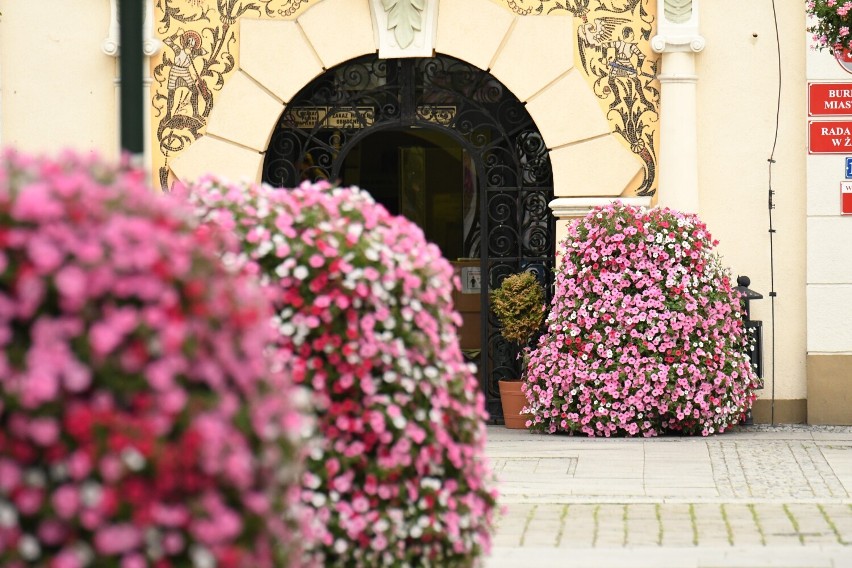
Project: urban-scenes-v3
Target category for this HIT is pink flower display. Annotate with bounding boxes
[0,150,304,566]
[186,177,497,566]
[808,0,852,51]
[523,204,759,437]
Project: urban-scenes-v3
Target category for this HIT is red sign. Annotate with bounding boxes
[843,182,852,215]
[837,48,852,75]
[809,121,852,153]
[809,83,852,116]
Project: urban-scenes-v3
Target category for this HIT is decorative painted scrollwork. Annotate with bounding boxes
[575,1,659,196]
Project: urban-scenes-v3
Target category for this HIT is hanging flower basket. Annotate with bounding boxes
[807,0,852,53]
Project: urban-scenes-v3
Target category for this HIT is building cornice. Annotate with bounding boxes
[549,197,653,218]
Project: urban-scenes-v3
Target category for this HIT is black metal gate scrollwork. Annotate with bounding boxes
[263,54,555,423]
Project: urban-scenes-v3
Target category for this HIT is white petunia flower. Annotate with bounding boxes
[294,265,309,280]
[0,502,18,527]
[18,534,40,561]
[121,448,146,472]
[80,481,103,507]
[24,469,46,487]
[190,545,215,568]
[256,240,273,257]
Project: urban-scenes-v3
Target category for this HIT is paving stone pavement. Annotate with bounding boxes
[483,425,852,567]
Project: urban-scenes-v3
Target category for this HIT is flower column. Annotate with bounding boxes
[651,0,705,214]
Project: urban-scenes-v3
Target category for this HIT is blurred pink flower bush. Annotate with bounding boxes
[0,151,304,567]
[524,203,759,437]
[187,177,497,566]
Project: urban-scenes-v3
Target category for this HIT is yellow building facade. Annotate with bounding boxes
[1,1,842,423]
[148,0,659,202]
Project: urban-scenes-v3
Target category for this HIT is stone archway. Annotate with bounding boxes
[261,52,557,420]
[170,0,644,214]
[166,0,649,421]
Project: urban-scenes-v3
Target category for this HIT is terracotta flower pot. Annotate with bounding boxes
[498,380,532,429]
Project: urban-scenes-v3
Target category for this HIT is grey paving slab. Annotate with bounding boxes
[484,425,852,568]
[486,546,852,568]
[812,432,852,441]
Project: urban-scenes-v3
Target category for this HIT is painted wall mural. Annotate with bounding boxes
[492,0,659,196]
[574,1,659,196]
[150,0,658,196]
[150,0,319,191]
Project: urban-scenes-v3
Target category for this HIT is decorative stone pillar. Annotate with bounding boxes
[651,0,705,214]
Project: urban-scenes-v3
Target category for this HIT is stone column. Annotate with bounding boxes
[651,0,705,214]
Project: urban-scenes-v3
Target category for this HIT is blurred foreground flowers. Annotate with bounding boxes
[187,177,497,567]
[0,151,305,567]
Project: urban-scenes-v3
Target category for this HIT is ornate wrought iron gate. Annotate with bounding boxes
[263,54,555,422]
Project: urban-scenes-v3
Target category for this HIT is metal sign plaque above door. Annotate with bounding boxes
[283,106,377,129]
[283,105,458,129]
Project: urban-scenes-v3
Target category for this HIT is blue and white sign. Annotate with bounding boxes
[845,157,852,179]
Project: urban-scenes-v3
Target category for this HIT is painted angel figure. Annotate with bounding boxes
[578,18,653,110]
[606,27,645,78]
[579,18,617,70]
[576,16,658,195]
[163,28,209,119]
[579,18,642,74]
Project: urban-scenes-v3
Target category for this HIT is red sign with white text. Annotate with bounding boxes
[809,83,852,116]
[836,48,852,75]
[809,121,852,153]
[843,182,852,215]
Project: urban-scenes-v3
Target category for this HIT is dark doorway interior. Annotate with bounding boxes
[339,128,472,262]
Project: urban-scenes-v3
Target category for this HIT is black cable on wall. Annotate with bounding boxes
[767,0,782,425]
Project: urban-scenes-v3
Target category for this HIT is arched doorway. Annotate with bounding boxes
[338,129,472,261]
[263,53,555,422]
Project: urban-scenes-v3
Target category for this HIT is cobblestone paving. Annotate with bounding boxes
[493,503,852,548]
[485,426,852,567]
[708,441,850,499]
